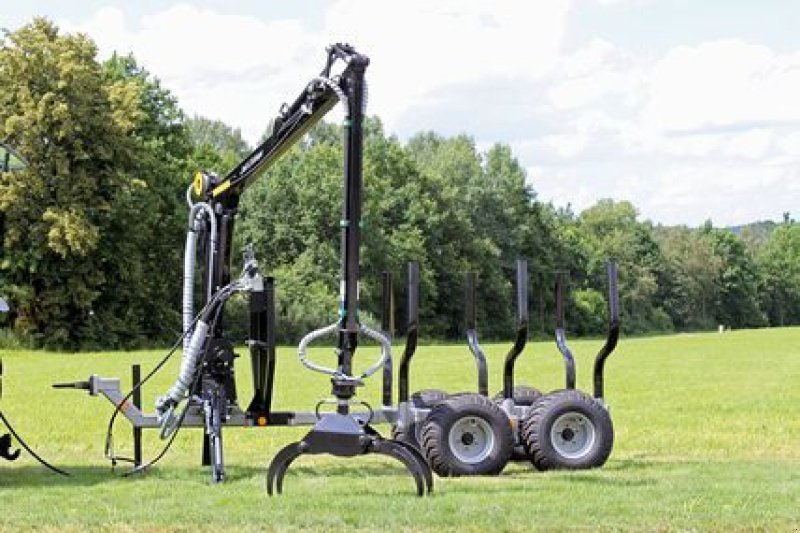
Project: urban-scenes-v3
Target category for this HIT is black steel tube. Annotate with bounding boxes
[502,260,529,399]
[381,271,393,407]
[335,50,369,411]
[263,277,277,416]
[554,272,576,390]
[399,262,419,403]
[465,273,489,396]
[132,364,142,468]
[593,262,620,400]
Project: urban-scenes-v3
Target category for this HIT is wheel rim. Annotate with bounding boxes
[448,416,495,464]
[550,412,596,459]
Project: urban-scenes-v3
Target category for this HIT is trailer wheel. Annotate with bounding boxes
[410,389,448,408]
[391,389,449,449]
[420,393,512,476]
[492,384,543,406]
[521,390,613,471]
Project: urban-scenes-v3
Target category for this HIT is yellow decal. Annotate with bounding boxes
[212,179,231,197]
[193,171,205,197]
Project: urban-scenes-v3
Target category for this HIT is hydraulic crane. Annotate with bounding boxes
[61,43,432,494]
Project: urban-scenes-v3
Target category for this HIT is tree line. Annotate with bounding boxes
[1,19,798,350]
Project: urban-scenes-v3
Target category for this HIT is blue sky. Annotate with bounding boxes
[3,1,799,226]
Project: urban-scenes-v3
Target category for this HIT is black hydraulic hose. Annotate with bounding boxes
[0,410,70,476]
[103,287,231,471]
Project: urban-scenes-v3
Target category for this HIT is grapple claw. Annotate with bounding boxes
[372,438,433,496]
[267,442,305,495]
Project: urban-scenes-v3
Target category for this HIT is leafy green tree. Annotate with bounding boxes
[703,225,766,328]
[0,20,191,348]
[757,222,800,326]
[186,115,251,174]
[96,53,193,347]
[0,19,127,346]
[576,200,668,333]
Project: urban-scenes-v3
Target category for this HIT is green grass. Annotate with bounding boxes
[1,327,799,531]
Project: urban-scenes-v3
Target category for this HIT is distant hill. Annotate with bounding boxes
[729,220,780,248]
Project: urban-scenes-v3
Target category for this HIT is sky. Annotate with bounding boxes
[3,0,799,227]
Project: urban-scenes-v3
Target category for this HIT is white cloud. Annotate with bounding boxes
[643,39,800,132]
[321,0,570,128]
[526,37,800,226]
[63,4,321,143]
[57,3,799,226]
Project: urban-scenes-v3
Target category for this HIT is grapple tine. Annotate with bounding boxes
[266,442,305,495]
[387,439,433,493]
[372,439,432,496]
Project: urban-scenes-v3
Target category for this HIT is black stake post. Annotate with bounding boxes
[593,261,620,400]
[398,262,420,404]
[131,364,142,468]
[502,260,529,400]
[381,271,393,407]
[246,276,276,422]
[465,273,489,397]
[555,272,577,390]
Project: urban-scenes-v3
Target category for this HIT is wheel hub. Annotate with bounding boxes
[550,412,596,459]
[448,416,495,464]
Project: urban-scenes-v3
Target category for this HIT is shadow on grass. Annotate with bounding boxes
[0,465,117,488]
[0,464,289,491]
[0,456,691,494]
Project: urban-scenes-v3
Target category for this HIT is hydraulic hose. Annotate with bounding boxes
[182,201,217,353]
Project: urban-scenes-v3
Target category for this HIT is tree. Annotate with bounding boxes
[703,225,766,328]
[576,200,669,333]
[186,115,251,174]
[757,222,800,326]
[0,20,192,348]
[0,19,127,346]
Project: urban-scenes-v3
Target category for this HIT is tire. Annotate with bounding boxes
[492,384,543,406]
[391,389,449,449]
[410,389,448,408]
[521,389,613,471]
[420,393,513,476]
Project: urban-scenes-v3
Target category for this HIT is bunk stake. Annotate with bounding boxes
[131,364,142,468]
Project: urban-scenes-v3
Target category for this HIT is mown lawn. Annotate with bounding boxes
[1,327,799,531]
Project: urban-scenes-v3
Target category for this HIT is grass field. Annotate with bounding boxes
[1,327,799,531]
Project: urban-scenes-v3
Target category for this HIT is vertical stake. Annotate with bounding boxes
[132,364,142,468]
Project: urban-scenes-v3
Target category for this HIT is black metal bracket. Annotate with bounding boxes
[266,415,433,496]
